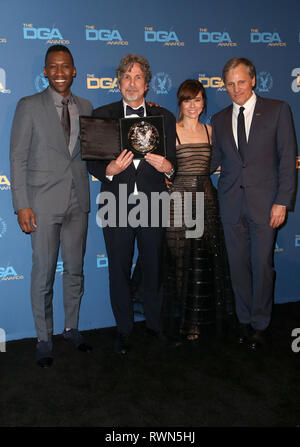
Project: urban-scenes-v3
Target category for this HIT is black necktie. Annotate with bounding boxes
[126,105,144,117]
[61,98,70,147]
[237,106,247,162]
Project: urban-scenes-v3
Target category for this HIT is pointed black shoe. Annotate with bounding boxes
[37,357,53,368]
[146,328,182,347]
[63,329,92,352]
[36,340,53,368]
[249,329,266,351]
[236,323,251,345]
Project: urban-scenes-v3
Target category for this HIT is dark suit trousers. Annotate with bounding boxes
[30,184,88,341]
[103,223,165,335]
[222,199,276,331]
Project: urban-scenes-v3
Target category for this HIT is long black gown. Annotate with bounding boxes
[163,125,234,338]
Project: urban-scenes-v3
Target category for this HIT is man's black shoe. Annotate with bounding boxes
[236,323,251,345]
[249,329,266,351]
[36,340,53,368]
[37,357,53,368]
[146,328,182,347]
[115,333,131,354]
[63,329,92,352]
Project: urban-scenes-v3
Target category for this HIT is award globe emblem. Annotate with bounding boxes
[128,121,160,154]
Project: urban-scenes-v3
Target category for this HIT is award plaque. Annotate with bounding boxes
[120,116,166,159]
[79,116,121,160]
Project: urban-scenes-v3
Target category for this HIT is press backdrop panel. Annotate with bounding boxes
[1,0,299,341]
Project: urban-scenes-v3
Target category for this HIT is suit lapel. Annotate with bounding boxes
[109,100,124,118]
[118,100,125,118]
[247,95,264,148]
[116,100,137,174]
[42,88,69,156]
[145,103,159,117]
[72,94,86,159]
[224,105,241,159]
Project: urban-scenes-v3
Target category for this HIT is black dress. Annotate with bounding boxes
[163,125,234,338]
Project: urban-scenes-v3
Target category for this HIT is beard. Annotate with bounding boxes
[124,89,140,102]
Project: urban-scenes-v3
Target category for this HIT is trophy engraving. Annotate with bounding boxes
[127,120,160,154]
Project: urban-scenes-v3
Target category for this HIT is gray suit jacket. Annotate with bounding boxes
[211,95,297,224]
[10,87,93,214]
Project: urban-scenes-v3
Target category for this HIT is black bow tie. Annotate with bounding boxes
[126,105,144,117]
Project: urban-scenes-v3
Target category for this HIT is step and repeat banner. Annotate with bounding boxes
[0,0,299,341]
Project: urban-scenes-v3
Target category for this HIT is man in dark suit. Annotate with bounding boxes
[211,57,296,350]
[87,54,176,354]
[10,45,93,367]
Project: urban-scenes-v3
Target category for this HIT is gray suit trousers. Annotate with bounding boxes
[30,184,88,341]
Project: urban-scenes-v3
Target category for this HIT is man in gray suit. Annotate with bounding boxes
[10,45,93,367]
[211,57,296,350]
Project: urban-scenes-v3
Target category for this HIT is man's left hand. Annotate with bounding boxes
[269,204,286,228]
[144,153,172,174]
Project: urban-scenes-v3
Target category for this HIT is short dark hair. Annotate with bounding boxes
[44,45,74,66]
[222,57,256,83]
[177,79,207,121]
[116,54,152,85]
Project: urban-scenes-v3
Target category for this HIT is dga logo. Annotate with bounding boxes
[0,38,7,44]
[199,74,225,91]
[144,27,184,46]
[151,73,172,95]
[23,24,70,44]
[291,68,300,93]
[256,72,273,93]
[212,164,221,175]
[0,218,7,239]
[274,242,283,253]
[34,73,49,93]
[97,254,108,268]
[0,175,11,190]
[0,266,24,281]
[56,261,64,274]
[86,74,119,93]
[250,29,286,46]
[295,235,300,247]
[0,68,11,94]
[85,26,128,45]
[199,28,237,47]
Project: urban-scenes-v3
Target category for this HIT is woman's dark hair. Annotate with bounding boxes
[177,79,207,121]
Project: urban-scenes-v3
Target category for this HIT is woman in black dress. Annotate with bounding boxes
[163,79,234,340]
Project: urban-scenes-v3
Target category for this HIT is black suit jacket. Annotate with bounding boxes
[87,100,176,201]
[211,95,297,224]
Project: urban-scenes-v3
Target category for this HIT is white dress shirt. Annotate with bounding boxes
[232,92,257,148]
[106,100,146,194]
[123,99,146,169]
[123,100,146,194]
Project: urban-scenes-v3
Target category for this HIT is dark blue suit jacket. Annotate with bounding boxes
[211,95,297,224]
[87,100,176,202]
